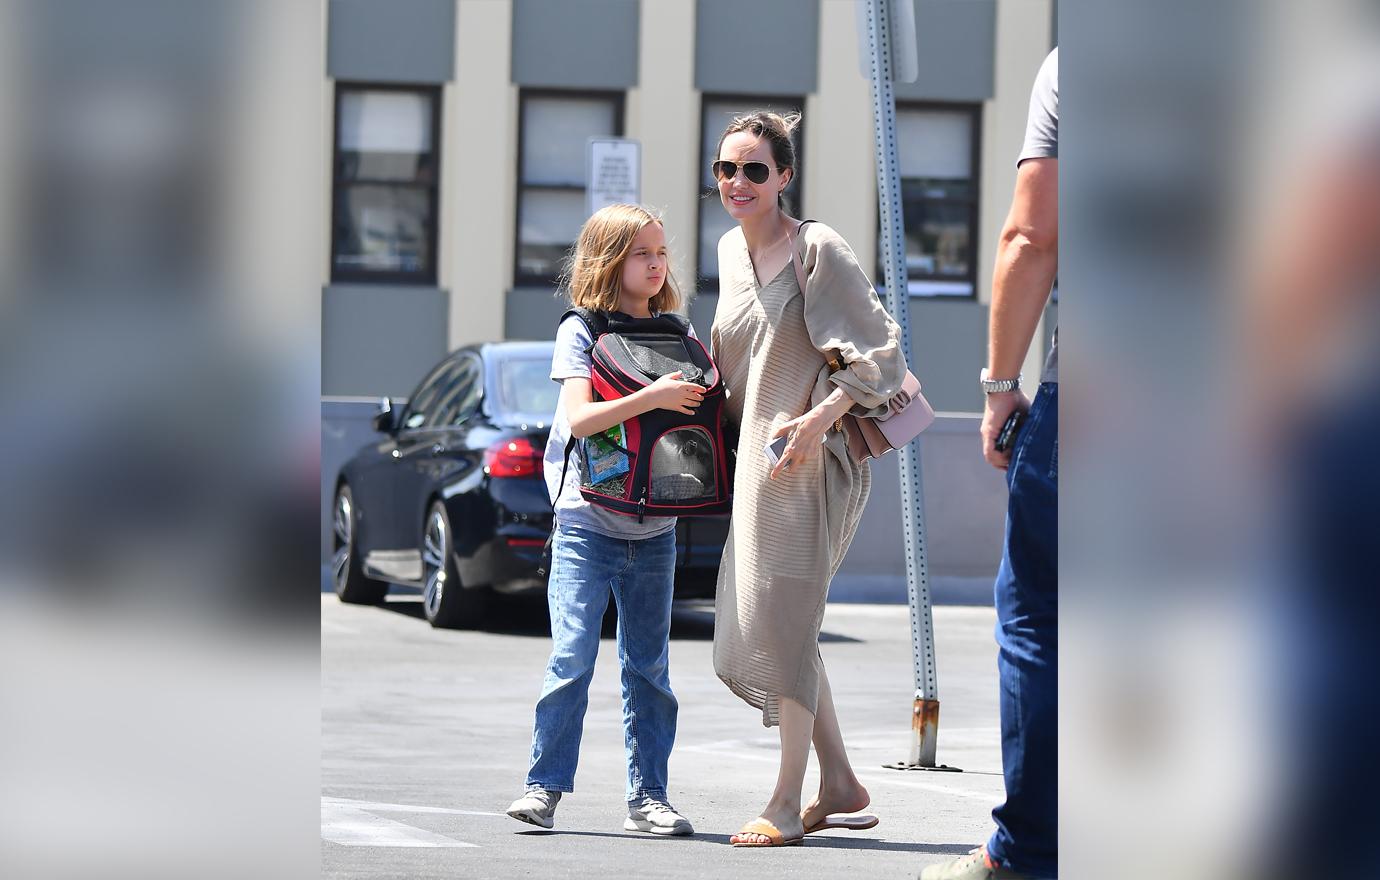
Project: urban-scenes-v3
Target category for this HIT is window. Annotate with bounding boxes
[697,96,805,287]
[515,90,624,283]
[882,104,981,297]
[426,356,482,428]
[331,84,442,284]
[401,355,479,431]
[497,358,561,418]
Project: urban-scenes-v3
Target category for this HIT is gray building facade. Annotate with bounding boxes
[320,0,1058,598]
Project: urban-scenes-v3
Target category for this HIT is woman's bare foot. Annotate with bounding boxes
[800,779,871,831]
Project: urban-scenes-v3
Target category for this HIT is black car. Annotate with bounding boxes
[331,341,728,628]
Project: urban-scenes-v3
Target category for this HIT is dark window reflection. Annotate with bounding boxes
[331,86,439,284]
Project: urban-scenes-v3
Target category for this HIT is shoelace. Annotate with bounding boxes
[639,800,678,818]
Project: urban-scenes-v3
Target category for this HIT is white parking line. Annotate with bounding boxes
[323,796,502,817]
[321,797,496,847]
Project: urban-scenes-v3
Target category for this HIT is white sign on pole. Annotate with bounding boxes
[587,138,641,216]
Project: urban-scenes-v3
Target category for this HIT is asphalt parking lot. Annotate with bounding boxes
[322,592,1005,880]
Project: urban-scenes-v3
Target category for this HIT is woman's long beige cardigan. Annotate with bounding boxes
[710,220,907,726]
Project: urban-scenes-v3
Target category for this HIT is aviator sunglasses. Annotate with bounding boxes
[711,160,778,185]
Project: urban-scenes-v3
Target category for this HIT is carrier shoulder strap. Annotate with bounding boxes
[559,307,610,348]
[538,434,579,576]
[550,435,578,511]
[787,219,818,296]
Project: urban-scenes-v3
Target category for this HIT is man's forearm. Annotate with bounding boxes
[987,230,1057,379]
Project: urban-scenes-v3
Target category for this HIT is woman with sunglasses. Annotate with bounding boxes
[707,111,907,847]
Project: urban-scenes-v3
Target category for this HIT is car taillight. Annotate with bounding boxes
[484,437,543,478]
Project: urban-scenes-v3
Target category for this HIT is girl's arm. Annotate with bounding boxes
[562,373,705,438]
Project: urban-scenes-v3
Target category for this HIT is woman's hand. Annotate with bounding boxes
[641,371,706,415]
[768,409,831,480]
[768,386,858,479]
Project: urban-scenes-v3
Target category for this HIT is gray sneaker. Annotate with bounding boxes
[507,789,561,829]
[919,846,1035,880]
[624,797,694,836]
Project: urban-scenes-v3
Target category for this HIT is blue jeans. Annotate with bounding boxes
[987,383,1058,878]
[525,523,679,804]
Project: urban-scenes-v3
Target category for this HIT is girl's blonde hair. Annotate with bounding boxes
[563,204,681,314]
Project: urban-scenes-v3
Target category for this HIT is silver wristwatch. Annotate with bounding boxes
[979,368,1021,394]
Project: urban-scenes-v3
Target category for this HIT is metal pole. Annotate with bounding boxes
[864,0,951,772]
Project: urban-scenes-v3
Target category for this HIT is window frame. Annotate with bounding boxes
[696,94,806,288]
[512,88,626,287]
[880,100,983,299]
[330,81,444,287]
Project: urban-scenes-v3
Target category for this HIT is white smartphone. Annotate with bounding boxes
[763,435,788,466]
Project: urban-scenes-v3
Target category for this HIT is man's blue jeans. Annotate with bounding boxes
[987,382,1058,878]
[525,523,679,804]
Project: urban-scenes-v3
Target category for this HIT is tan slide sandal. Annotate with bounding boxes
[803,813,879,835]
[730,818,804,847]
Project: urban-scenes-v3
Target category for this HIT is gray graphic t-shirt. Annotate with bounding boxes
[1019,47,1059,384]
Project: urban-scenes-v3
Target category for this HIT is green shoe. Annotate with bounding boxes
[919,846,1036,880]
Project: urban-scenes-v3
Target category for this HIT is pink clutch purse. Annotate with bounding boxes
[827,356,936,462]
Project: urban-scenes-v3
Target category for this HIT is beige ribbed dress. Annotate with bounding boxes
[710,221,906,727]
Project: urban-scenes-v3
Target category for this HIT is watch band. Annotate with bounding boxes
[979,369,1021,394]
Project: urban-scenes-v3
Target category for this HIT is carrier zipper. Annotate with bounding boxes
[637,490,647,523]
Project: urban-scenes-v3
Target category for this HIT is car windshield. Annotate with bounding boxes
[496,358,560,420]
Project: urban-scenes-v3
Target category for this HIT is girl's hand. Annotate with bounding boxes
[768,410,830,480]
[642,371,706,414]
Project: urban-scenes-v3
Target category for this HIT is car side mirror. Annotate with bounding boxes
[372,398,399,434]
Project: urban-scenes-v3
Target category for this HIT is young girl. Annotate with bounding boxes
[507,204,704,836]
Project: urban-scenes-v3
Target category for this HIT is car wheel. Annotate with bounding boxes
[421,501,487,629]
[332,484,388,605]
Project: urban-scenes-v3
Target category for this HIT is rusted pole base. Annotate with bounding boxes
[911,697,940,765]
[882,698,963,772]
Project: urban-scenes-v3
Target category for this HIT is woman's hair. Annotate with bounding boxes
[716,110,802,206]
[563,203,681,314]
